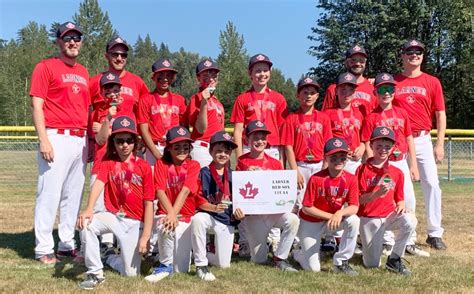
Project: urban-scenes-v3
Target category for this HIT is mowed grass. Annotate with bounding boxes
[1,155,474,292]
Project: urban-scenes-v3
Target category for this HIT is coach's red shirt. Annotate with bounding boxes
[154,158,206,222]
[356,159,404,218]
[236,153,283,171]
[300,169,359,222]
[322,79,377,116]
[393,73,445,132]
[186,92,224,142]
[281,109,332,162]
[30,57,90,129]
[137,91,187,144]
[324,107,364,152]
[97,156,154,221]
[230,88,288,146]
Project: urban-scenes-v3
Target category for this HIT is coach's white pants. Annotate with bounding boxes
[82,212,142,277]
[414,134,443,237]
[191,141,212,168]
[295,161,324,209]
[296,215,359,271]
[245,213,299,263]
[360,213,417,268]
[344,159,362,175]
[383,159,418,246]
[156,216,192,273]
[191,212,235,268]
[34,130,86,258]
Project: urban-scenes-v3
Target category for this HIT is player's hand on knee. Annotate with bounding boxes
[77,210,93,230]
[327,210,343,231]
[233,208,245,220]
[40,139,54,162]
[395,202,406,215]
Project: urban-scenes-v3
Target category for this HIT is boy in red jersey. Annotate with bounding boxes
[281,77,332,211]
[236,120,299,272]
[357,126,416,275]
[187,59,225,167]
[295,138,359,275]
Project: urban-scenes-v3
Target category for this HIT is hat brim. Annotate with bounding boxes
[108,43,129,52]
[375,81,396,87]
[246,128,271,136]
[100,80,122,88]
[325,148,349,156]
[248,60,273,70]
[403,46,425,52]
[370,135,395,142]
[210,140,238,150]
[336,81,358,87]
[196,67,220,75]
[59,28,83,38]
[111,128,138,135]
[297,82,321,92]
[154,68,178,74]
[346,52,367,58]
[167,137,194,146]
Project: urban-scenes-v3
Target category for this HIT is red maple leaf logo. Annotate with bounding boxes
[239,181,259,199]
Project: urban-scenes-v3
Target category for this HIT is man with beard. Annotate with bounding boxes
[30,21,90,264]
[322,45,377,116]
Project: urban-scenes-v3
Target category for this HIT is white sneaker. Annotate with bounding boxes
[196,266,216,281]
[144,264,173,283]
[354,244,363,255]
[406,245,430,257]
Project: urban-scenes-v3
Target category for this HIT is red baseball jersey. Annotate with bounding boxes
[30,57,90,129]
[324,107,364,152]
[97,156,155,221]
[393,73,445,132]
[300,169,359,222]
[322,78,377,116]
[236,153,283,171]
[280,109,333,162]
[186,93,225,142]
[89,70,149,120]
[154,158,206,222]
[230,88,288,146]
[356,159,404,218]
[361,106,412,157]
[137,92,187,144]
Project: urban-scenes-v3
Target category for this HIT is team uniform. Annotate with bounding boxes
[236,153,300,264]
[187,92,225,167]
[322,79,377,116]
[393,72,445,238]
[137,91,187,166]
[356,159,417,268]
[324,107,364,174]
[281,109,332,208]
[295,169,360,271]
[82,155,154,276]
[191,164,238,268]
[30,56,90,259]
[230,88,287,160]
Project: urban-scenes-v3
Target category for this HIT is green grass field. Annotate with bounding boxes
[1,155,474,292]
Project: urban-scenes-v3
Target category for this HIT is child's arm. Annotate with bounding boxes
[406,135,419,181]
[140,123,162,160]
[395,200,406,214]
[138,200,154,255]
[359,183,390,204]
[96,107,115,145]
[77,180,105,230]
[327,205,358,231]
[198,202,227,213]
[234,122,244,158]
[195,87,214,134]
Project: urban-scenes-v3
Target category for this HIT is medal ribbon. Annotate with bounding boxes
[153,92,174,128]
[323,172,347,210]
[380,108,402,158]
[208,96,224,126]
[209,162,230,201]
[167,160,189,196]
[250,87,271,123]
[298,109,318,155]
[337,108,357,149]
[113,155,138,212]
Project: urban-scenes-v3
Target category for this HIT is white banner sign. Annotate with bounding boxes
[231,170,297,215]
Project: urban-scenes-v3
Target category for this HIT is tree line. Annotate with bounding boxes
[0,0,471,128]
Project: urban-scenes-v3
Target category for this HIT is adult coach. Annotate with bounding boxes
[30,21,90,264]
[322,45,377,116]
[393,39,447,250]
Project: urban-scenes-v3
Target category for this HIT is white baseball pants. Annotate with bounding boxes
[191,212,235,268]
[82,212,142,277]
[295,161,324,209]
[360,212,417,268]
[156,216,192,273]
[344,159,362,175]
[296,215,359,271]
[414,134,444,237]
[34,130,86,258]
[191,141,212,168]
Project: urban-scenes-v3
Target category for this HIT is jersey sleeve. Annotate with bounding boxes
[277,93,288,123]
[346,175,359,206]
[96,160,111,184]
[186,94,200,127]
[356,165,368,195]
[137,93,152,125]
[230,94,245,123]
[178,95,188,127]
[322,84,336,110]
[280,116,295,146]
[154,161,168,191]
[183,160,200,193]
[29,62,50,99]
[401,109,413,137]
[321,113,333,141]
[141,162,155,201]
[394,169,404,203]
[430,77,445,112]
[302,176,318,207]
[361,114,374,142]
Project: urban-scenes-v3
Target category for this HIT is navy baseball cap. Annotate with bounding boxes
[374,73,396,87]
[210,131,238,150]
[56,21,82,38]
[297,77,320,92]
[324,138,350,156]
[106,36,129,52]
[166,126,194,145]
[402,39,425,52]
[336,72,358,87]
[371,126,396,142]
[112,116,138,135]
[345,44,367,58]
[196,59,220,75]
[245,120,271,136]
[248,53,273,70]
[100,72,121,88]
[152,58,178,73]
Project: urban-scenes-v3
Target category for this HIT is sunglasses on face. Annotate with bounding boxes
[110,52,128,59]
[404,50,423,56]
[114,137,134,145]
[377,85,395,95]
[350,57,366,63]
[62,35,82,42]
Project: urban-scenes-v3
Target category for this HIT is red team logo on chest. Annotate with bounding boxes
[72,84,80,94]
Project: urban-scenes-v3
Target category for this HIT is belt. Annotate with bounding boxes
[54,128,86,137]
[195,140,209,148]
[412,130,430,138]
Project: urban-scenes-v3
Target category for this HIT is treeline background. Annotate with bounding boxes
[0,0,471,128]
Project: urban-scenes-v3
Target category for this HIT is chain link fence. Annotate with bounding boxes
[0,137,473,195]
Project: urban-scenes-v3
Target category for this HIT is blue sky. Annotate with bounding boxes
[0,0,321,82]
